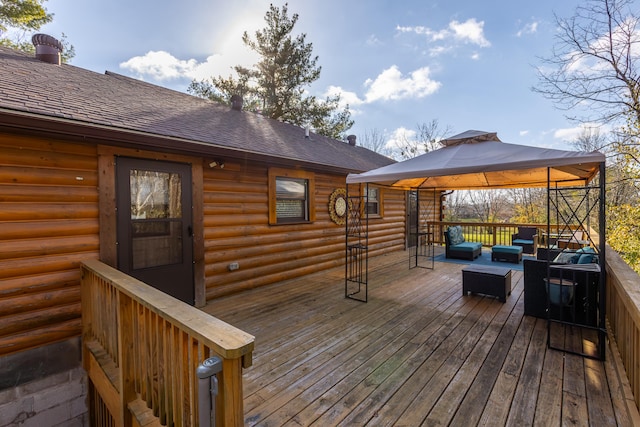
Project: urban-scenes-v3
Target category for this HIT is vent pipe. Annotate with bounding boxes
[31,34,63,65]
[347,135,357,146]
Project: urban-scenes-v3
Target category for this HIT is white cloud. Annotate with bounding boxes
[516,21,539,37]
[118,48,260,84]
[366,34,382,46]
[519,130,530,136]
[554,126,583,141]
[385,127,417,149]
[325,65,441,110]
[324,85,362,105]
[396,25,448,42]
[429,46,452,57]
[322,85,365,115]
[553,123,608,142]
[398,18,491,53]
[449,19,491,47]
[363,65,441,102]
[120,51,199,81]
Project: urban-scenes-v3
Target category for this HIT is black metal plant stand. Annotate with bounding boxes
[345,183,368,302]
[409,188,435,270]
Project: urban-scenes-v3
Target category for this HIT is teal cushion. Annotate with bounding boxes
[492,245,523,254]
[577,247,595,254]
[513,239,534,245]
[578,254,595,264]
[451,241,481,252]
[448,226,465,245]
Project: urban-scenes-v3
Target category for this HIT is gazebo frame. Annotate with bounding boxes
[344,130,607,359]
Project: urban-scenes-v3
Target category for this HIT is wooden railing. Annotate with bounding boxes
[605,246,640,416]
[428,221,587,247]
[81,259,254,427]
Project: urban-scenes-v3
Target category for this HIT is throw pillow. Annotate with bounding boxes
[577,254,595,264]
[553,250,579,264]
[448,226,464,246]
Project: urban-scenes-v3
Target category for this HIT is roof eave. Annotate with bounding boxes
[0,108,369,175]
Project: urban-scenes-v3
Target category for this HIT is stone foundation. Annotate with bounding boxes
[0,338,87,426]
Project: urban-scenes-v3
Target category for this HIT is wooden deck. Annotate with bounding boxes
[202,249,637,426]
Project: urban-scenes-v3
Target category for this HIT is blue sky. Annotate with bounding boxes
[41,0,594,155]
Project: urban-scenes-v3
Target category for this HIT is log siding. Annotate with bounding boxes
[0,131,408,355]
[202,162,406,299]
[0,132,99,356]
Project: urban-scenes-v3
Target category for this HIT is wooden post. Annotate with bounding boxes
[219,358,244,427]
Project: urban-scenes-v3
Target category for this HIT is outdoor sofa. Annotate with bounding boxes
[523,247,599,326]
[444,225,482,260]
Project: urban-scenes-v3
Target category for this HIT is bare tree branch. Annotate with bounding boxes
[534,0,640,124]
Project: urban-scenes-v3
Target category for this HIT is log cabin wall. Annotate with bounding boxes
[0,130,408,354]
[201,160,406,299]
[0,131,99,357]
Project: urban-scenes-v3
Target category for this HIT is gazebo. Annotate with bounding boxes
[346,130,604,190]
[344,130,607,359]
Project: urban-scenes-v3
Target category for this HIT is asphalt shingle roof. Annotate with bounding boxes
[0,46,394,173]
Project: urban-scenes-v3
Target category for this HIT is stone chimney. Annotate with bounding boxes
[31,34,63,65]
[230,94,243,111]
[347,135,357,146]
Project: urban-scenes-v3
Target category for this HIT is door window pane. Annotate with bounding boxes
[130,169,183,269]
[130,170,182,220]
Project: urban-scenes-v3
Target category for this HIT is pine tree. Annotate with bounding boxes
[189,3,353,139]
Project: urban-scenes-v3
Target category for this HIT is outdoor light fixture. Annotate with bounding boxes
[209,160,225,168]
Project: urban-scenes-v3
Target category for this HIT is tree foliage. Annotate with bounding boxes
[508,188,547,224]
[616,114,640,180]
[0,0,51,32]
[607,203,640,273]
[188,3,352,139]
[0,0,74,62]
[466,190,510,223]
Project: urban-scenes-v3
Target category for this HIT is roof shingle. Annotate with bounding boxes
[0,46,394,173]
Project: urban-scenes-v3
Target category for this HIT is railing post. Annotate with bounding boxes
[197,356,223,427]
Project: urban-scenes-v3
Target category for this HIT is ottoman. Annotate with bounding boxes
[491,245,523,264]
[462,265,512,303]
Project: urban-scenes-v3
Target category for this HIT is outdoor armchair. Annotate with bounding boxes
[511,226,538,255]
[444,225,482,260]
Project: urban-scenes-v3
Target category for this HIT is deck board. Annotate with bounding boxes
[202,250,636,426]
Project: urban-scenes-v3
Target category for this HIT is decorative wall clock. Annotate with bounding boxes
[329,188,349,225]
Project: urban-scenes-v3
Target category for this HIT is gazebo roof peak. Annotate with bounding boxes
[441,130,501,147]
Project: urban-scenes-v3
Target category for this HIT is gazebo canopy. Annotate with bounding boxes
[346,130,606,190]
